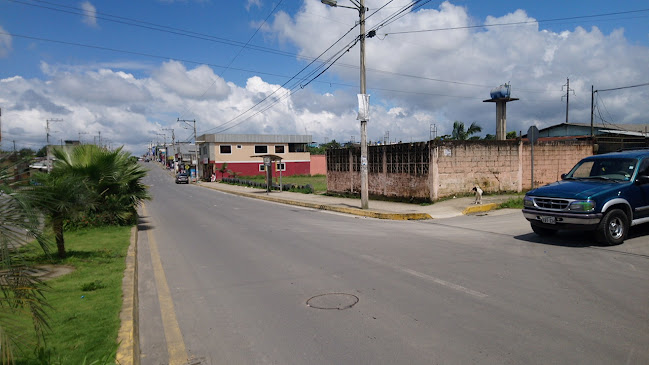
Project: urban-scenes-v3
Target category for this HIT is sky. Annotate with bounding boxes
[0,0,648,155]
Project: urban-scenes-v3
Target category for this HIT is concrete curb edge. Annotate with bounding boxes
[201,184,433,220]
[462,203,499,215]
[116,224,140,365]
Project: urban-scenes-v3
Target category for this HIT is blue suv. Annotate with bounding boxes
[522,149,649,245]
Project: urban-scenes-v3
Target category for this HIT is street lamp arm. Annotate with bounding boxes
[321,0,357,10]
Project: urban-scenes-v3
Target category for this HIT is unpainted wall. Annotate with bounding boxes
[327,140,593,201]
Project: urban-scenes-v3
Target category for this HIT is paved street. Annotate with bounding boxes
[138,165,649,364]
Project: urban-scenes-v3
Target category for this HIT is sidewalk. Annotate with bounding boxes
[198,181,521,220]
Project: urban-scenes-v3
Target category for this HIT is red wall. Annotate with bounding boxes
[212,161,310,179]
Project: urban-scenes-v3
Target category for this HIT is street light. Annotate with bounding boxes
[321,0,369,209]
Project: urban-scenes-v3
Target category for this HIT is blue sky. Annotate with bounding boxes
[0,0,648,154]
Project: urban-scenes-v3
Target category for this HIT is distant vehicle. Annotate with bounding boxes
[175,172,189,184]
[522,149,649,245]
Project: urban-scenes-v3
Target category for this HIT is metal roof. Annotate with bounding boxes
[197,134,312,144]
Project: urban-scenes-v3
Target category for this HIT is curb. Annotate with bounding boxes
[116,224,140,365]
[462,203,499,215]
[201,184,433,220]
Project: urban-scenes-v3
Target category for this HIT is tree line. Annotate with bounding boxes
[307,121,517,154]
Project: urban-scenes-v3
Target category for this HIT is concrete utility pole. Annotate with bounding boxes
[321,0,370,209]
[163,128,176,170]
[46,118,63,172]
[562,78,574,124]
[178,118,198,183]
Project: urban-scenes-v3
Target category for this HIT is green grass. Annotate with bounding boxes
[498,196,524,209]
[15,225,132,364]
[234,174,327,193]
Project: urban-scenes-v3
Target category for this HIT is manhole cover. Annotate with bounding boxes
[306,293,359,310]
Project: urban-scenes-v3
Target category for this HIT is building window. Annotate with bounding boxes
[220,145,232,154]
[275,145,285,154]
[276,162,286,171]
[237,145,243,149]
[255,145,268,154]
[259,164,266,171]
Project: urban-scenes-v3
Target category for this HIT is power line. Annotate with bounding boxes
[597,82,649,92]
[383,8,649,35]
[177,0,284,121]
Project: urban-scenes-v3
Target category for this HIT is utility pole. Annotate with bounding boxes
[562,78,574,124]
[178,118,198,183]
[163,128,176,171]
[358,0,369,209]
[46,118,63,172]
[79,131,89,144]
[321,0,369,209]
[0,107,2,143]
[590,85,595,138]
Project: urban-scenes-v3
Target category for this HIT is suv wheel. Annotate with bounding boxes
[596,209,628,246]
[531,224,557,237]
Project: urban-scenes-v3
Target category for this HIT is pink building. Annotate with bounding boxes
[196,134,312,180]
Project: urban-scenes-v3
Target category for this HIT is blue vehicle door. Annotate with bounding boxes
[634,158,649,220]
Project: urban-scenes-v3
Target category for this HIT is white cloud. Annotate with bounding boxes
[1,1,648,154]
[80,1,98,28]
[246,0,262,11]
[0,25,12,58]
[264,0,649,141]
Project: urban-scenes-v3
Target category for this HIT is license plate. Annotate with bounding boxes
[541,216,556,224]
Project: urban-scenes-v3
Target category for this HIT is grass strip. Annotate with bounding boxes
[232,174,327,193]
[15,225,132,364]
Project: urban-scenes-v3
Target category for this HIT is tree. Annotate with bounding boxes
[506,131,518,139]
[451,121,482,140]
[307,140,342,155]
[217,162,230,180]
[30,145,150,258]
[0,157,51,364]
[29,171,90,258]
[35,146,47,158]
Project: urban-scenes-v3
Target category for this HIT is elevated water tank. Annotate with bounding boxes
[490,83,511,99]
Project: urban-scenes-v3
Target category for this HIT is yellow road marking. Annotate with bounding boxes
[144,205,188,365]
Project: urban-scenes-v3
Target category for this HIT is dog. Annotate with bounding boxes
[472,185,483,204]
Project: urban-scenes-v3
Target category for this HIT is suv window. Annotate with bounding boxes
[567,158,637,181]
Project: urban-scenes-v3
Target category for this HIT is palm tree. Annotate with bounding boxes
[217,162,230,180]
[31,145,150,258]
[50,145,150,225]
[28,171,90,258]
[451,121,482,140]
[0,157,51,364]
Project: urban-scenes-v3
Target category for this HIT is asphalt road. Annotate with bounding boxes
[138,165,649,365]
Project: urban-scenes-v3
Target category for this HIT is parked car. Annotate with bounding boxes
[175,172,189,184]
[522,149,649,245]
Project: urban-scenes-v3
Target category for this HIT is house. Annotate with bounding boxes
[196,134,312,180]
[531,122,649,138]
[524,122,649,154]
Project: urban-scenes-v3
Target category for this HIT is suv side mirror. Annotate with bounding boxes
[561,173,567,180]
[636,175,649,185]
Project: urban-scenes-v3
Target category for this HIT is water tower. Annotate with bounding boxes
[483,83,519,140]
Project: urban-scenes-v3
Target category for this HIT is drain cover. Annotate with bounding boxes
[306,293,359,310]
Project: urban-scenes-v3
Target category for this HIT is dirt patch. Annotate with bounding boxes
[31,265,75,280]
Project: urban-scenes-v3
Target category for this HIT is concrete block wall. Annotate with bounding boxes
[521,141,592,189]
[326,139,594,201]
[434,141,521,198]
